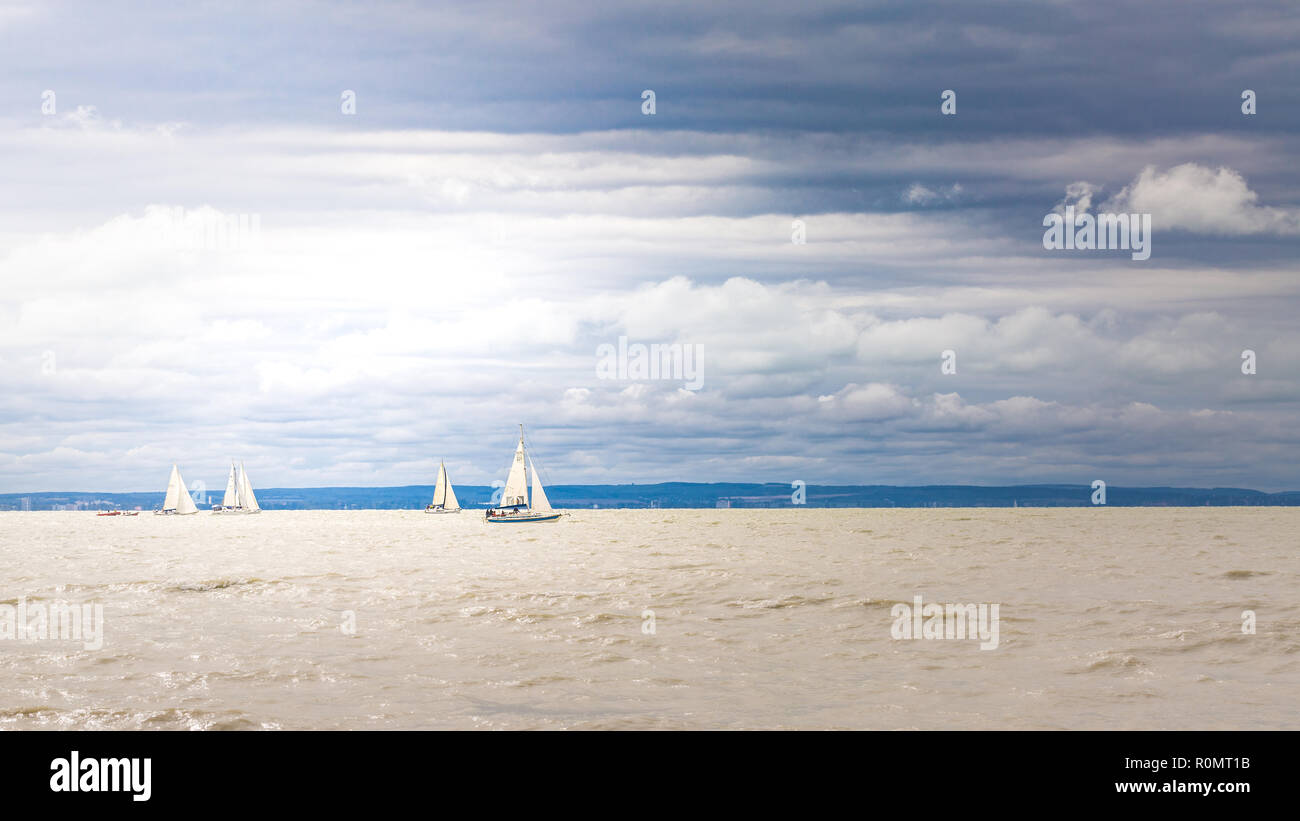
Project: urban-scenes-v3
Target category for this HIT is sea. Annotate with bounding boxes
[0,508,1296,729]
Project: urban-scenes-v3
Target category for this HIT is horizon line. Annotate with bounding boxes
[4,481,1300,497]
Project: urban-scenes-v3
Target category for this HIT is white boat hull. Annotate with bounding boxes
[424,506,462,514]
[212,506,261,515]
[485,510,562,523]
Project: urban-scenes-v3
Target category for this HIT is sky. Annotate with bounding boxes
[1,0,1299,491]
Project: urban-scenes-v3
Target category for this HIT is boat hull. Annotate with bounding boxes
[485,512,562,523]
[153,509,197,516]
[212,507,260,515]
[424,506,462,514]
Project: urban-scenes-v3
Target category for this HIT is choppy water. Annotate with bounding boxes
[0,508,1296,729]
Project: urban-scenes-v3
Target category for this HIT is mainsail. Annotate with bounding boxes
[222,463,238,507]
[163,465,183,510]
[237,462,260,511]
[528,458,551,512]
[432,463,448,506]
[502,437,528,507]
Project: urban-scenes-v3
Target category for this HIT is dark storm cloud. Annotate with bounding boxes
[2,0,1296,136]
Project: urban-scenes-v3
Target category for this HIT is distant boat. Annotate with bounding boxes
[485,425,562,523]
[212,461,261,514]
[154,464,199,515]
[96,510,120,517]
[424,461,462,514]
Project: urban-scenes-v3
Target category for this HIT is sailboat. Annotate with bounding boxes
[424,461,462,514]
[212,461,261,514]
[485,424,562,523]
[154,464,199,515]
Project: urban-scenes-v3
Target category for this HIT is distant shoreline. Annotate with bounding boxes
[3,483,1298,511]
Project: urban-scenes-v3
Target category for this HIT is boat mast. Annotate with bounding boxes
[520,423,528,511]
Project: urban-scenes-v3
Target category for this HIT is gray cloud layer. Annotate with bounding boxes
[0,1,1297,491]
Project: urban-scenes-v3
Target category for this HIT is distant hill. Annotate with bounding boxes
[2,483,1298,511]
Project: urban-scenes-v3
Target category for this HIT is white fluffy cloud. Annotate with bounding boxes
[1,118,1298,490]
[1103,163,1300,235]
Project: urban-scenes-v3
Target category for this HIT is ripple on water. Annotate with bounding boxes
[0,508,1296,729]
[1223,569,1270,579]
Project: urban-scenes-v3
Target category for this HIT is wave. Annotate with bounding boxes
[1222,569,1271,579]
[164,577,270,593]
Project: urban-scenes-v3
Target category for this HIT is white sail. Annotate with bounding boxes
[502,436,528,507]
[174,467,198,514]
[237,462,259,511]
[163,465,183,510]
[529,458,551,512]
[443,467,460,511]
[432,463,448,507]
[222,463,238,507]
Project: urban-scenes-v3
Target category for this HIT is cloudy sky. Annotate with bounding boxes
[2,0,1299,492]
